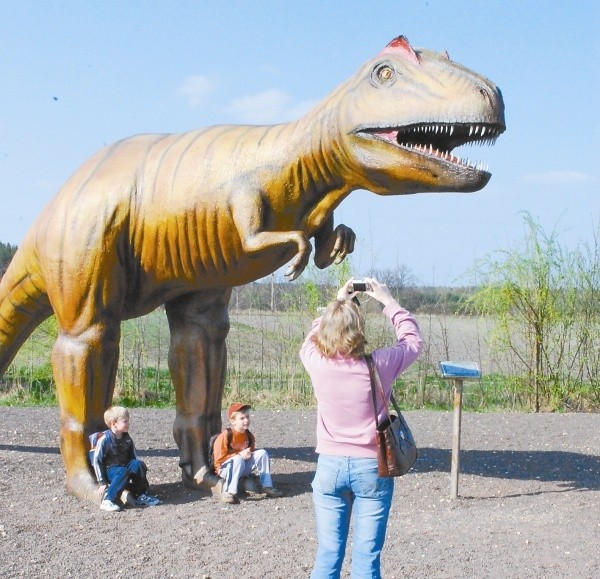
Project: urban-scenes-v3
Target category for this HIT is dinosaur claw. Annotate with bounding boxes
[285,256,308,281]
[285,269,299,281]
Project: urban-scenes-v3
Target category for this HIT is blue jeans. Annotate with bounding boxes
[105,459,149,502]
[311,454,394,579]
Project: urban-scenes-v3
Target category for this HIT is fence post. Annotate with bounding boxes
[450,377,464,500]
[440,361,482,500]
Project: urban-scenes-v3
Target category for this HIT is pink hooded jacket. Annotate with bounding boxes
[300,301,422,458]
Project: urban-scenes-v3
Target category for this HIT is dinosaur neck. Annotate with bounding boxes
[276,100,357,230]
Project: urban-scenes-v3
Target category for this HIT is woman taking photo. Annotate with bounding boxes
[300,278,422,578]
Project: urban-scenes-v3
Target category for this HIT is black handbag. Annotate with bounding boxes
[366,354,417,477]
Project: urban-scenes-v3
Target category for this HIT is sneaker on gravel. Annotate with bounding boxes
[100,499,122,512]
[221,491,239,504]
[135,493,160,507]
[262,487,284,498]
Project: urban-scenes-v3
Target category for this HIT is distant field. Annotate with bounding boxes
[5,307,496,380]
[229,308,496,371]
[3,307,569,411]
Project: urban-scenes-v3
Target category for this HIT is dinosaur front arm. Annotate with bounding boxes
[313,215,356,269]
[232,192,312,281]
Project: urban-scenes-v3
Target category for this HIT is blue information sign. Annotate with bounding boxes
[439,361,481,379]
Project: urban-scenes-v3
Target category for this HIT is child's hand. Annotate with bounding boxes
[96,484,107,495]
[240,448,252,460]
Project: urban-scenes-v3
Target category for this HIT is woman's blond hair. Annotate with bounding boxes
[313,299,365,359]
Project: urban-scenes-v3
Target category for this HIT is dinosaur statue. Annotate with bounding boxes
[0,36,504,502]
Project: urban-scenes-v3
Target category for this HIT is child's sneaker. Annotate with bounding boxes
[135,493,160,507]
[221,491,239,504]
[100,498,122,512]
[262,486,283,498]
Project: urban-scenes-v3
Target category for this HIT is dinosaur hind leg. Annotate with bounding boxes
[165,288,232,490]
[52,321,120,503]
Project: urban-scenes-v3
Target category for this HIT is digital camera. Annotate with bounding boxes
[351,280,371,292]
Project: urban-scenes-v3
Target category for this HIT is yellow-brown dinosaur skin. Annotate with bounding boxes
[0,36,504,501]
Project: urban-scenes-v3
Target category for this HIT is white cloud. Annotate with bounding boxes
[226,89,316,124]
[178,75,216,107]
[523,170,597,185]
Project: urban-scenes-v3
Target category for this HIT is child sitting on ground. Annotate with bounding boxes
[91,405,160,512]
[213,402,283,504]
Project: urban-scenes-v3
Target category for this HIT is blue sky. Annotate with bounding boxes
[1,1,598,285]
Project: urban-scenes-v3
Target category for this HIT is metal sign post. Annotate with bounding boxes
[439,361,482,500]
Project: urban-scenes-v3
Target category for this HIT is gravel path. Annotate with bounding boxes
[1,407,598,578]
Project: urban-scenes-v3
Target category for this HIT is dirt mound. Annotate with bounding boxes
[1,407,598,578]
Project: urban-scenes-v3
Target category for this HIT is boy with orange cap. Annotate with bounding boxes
[213,402,283,504]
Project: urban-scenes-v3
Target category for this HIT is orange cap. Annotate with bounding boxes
[228,402,251,419]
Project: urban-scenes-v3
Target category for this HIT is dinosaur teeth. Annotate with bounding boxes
[369,122,499,174]
[403,142,489,172]
[395,122,501,141]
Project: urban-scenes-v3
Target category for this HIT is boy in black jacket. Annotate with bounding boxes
[91,406,160,512]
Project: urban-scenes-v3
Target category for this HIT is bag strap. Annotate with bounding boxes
[366,354,402,425]
[226,427,254,450]
[366,354,382,428]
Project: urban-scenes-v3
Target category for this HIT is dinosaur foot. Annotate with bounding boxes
[204,476,261,501]
[180,464,221,492]
[65,469,102,505]
[179,465,259,497]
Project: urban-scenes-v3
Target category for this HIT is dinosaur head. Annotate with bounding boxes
[341,35,505,195]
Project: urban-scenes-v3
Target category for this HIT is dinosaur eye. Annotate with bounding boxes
[378,66,393,80]
[371,62,396,87]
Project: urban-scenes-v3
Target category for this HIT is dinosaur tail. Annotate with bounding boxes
[0,246,53,378]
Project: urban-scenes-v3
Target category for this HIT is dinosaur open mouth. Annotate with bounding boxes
[361,122,505,174]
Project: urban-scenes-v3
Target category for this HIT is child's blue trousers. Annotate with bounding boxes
[105,459,149,502]
[219,448,273,494]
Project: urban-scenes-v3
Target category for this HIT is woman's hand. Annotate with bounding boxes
[364,277,395,307]
[336,279,357,301]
